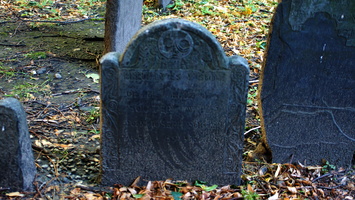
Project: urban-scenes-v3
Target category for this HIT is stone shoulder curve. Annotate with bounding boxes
[121,18,228,69]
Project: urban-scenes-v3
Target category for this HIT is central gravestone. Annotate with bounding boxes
[100,19,249,186]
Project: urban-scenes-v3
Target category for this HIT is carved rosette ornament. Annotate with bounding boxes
[158,30,194,59]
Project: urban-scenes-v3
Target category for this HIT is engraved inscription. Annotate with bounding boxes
[122,70,226,81]
[118,68,230,169]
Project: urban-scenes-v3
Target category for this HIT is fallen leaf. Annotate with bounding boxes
[247,184,254,193]
[287,186,297,194]
[89,134,100,141]
[201,184,218,191]
[70,187,81,195]
[274,163,281,178]
[268,192,279,200]
[133,193,145,198]
[52,143,73,149]
[171,191,182,200]
[6,192,24,197]
[84,193,103,200]
[86,73,100,83]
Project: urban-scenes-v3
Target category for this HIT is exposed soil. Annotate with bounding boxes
[0,20,104,193]
[0,20,103,97]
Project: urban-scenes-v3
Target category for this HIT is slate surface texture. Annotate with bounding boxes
[0,98,36,191]
[259,0,355,167]
[100,18,249,186]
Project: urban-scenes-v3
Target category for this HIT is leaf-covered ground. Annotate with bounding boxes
[0,0,354,199]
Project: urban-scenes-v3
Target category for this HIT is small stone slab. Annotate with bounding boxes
[0,98,36,191]
[104,0,142,53]
[259,0,355,167]
[100,18,249,186]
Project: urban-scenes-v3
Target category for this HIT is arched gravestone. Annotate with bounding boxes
[259,0,355,167]
[0,98,36,191]
[100,19,249,186]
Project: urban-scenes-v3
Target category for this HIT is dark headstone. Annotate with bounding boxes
[259,0,355,167]
[104,0,142,53]
[100,19,249,186]
[0,98,36,191]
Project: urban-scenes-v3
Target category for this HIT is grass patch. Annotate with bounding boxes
[83,107,100,124]
[11,0,106,20]
[24,51,47,59]
[11,80,52,100]
[0,65,17,79]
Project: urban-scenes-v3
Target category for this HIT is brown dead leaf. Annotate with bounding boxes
[52,143,73,149]
[6,192,24,197]
[45,185,60,193]
[131,176,141,187]
[287,186,297,194]
[317,188,325,198]
[89,134,100,141]
[247,184,254,193]
[299,180,312,186]
[71,187,81,195]
[84,193,103,200]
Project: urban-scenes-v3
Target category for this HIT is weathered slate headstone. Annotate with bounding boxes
[104,0,142,53]
[100,18,249,186]
[0,98,36,191]
[259,0,355,167]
